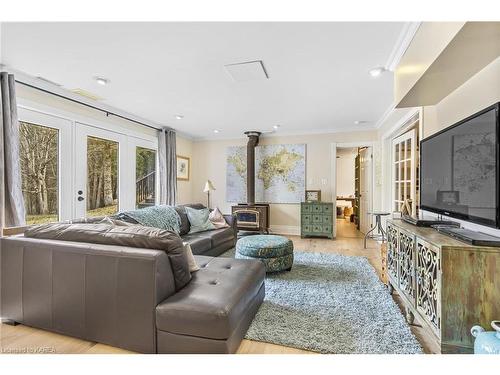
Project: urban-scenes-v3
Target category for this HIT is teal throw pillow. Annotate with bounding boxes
[185,206,216,234]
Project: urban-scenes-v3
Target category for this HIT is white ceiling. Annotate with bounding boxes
[1,22,407,139]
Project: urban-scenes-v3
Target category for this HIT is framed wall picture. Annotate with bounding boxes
[305,190,321,202]
[176,155,190,181]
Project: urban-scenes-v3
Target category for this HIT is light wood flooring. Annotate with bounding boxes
[0,218,439,354]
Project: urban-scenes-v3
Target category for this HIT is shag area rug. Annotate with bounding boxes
[222,249,422,354]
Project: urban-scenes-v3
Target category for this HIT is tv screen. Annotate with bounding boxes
[420,103,499,228]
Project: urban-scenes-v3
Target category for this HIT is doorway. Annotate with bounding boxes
[334,144,373,238]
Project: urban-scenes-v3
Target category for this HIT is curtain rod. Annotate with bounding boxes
[15,79,162,132]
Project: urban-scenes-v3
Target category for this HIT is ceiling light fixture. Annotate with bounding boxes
[94,76,109,86]
[175,115,184,120]
[213,129,220,134]
[369,67,386,78]
[354,120,369,125]
[273,125,280,130]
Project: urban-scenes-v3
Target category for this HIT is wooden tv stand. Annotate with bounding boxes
[386,219,500,353]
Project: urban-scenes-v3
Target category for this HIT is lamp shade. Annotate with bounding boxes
[203,180,216,193]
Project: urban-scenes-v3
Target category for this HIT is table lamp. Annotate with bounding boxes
[203,180,216,209]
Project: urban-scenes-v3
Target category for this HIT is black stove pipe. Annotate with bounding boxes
[244,131,261,205]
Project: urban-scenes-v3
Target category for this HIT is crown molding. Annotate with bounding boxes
[385,22,421,72]
[374,102,396,129]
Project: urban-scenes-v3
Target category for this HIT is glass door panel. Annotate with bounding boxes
[19,122,59,224]
[18,107,73,224]
[74,123,126,219]
[392,129,416,215]
[136,147,157,208]
[86,136,119,217]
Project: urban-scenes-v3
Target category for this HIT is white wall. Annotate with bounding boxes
[191,130,378,234]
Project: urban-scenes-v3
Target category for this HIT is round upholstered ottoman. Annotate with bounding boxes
[236,235,294,273]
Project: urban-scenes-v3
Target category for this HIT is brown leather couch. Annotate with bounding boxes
[0,210,265,354]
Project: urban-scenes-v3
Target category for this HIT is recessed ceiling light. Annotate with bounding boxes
[354,120,369,125]
[94,76,109,86]
[369,67,386,78]
[175,115,184,120]
[273,125,280,130]
[213,129,220,134]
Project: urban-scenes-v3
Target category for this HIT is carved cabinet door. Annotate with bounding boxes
[415,238,441,336]
[386,223,399,284]
[398,229,416,304]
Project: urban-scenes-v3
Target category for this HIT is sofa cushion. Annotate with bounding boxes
[182,227,234,254]
[182,234,212,255]
[207,227,235,247]
[24,223,191,291]
[155,256,265,340]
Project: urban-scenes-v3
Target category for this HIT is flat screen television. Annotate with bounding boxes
[420,102,500,228]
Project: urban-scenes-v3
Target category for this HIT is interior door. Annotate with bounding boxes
[392,129,417,215]
[359,147,372,234]
[74,123,127,218]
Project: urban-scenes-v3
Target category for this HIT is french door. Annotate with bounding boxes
[74,123,158,218]
[392,129,417,216]
[17,108,72,224]
[17,106,158,225]
[74,124,127,218]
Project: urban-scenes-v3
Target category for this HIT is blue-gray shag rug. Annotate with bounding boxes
[222,249,422,354]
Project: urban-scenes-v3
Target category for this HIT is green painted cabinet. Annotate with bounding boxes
[301,202,334,239]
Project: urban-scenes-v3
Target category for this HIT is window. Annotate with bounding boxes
[136,147,156,208]
[19,121,59,224]
[86,136,119,217]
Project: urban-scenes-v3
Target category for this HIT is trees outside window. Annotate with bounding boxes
[86,136,119,217]
[19,121,59,225]
[136,147,156,208]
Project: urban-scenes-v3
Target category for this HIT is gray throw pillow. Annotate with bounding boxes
[185,206,215,234]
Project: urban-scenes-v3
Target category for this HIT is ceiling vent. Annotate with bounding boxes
[70,88,103,101]
[225,60,269,82]
[36,76,62,87]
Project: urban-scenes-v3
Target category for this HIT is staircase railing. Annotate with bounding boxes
[136,171,156,205]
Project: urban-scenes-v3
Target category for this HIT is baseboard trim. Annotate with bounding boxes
[269,225,301,236]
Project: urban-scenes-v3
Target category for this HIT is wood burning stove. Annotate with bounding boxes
[231,204,269,233]
[231,131,270,233]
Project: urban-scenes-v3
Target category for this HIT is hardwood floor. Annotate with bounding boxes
[0,218,438,354]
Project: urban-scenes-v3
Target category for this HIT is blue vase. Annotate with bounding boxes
[471,321,500,354]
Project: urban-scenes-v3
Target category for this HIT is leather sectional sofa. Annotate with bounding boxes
[0,204,265,353]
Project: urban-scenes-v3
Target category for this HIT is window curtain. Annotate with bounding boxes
[158,127,177,205]
[0,72,26,229]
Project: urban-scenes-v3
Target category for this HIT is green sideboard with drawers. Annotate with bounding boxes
[300,202,334,239]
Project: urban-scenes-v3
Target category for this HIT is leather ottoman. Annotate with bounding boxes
[155,255,265,353]
[235,235,294,273]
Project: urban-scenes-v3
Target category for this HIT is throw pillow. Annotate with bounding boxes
[209,207,229,229]
[183,242,200,272]
[185,206,215,234]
